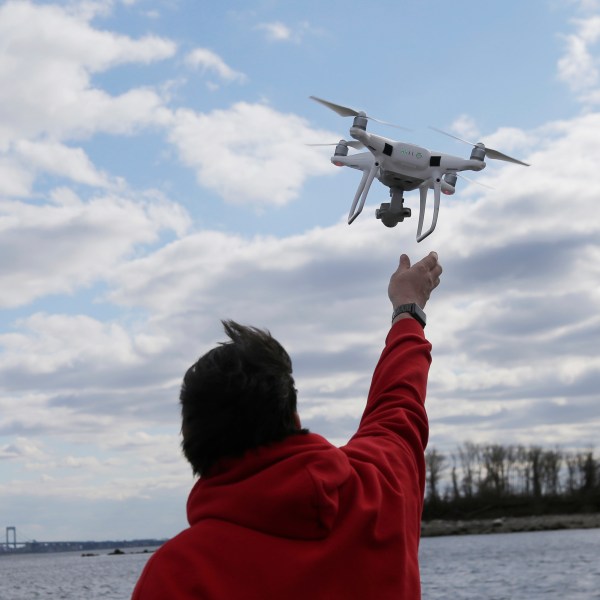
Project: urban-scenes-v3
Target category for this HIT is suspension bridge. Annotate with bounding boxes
[1,526,165,554]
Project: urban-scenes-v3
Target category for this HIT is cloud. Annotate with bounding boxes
[255,21,320,43]
[185,48,247,83]
[0,189,189,308]
[257,21,294,42]
[0,0,175,148]
[557,15,600,101]
[0,437,44,461]
[449,114,481,141]
[14,140,110,187]
[167,102,338,207]
[0,157,35,197]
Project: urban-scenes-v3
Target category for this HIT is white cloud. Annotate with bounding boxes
[168,102,338,207]
[0,190,189,308]
[257,21,294,42]
[0,437,44,460]
[185,48,247,83]
[557,15,600,100]
[0,313,142,373]
[255,20,321,44]
[449,114,481,141]
[0,0,175,148]
[0,157,35,197]
[15,140,110,187]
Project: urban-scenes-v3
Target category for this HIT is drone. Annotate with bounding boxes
[310,96,530,242]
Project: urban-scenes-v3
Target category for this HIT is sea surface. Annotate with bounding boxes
[0,529,598,599]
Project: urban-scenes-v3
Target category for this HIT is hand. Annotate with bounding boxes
[388,251,442,311]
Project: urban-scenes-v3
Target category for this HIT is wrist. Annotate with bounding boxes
[391,312,413,326]
[391,303,426,328]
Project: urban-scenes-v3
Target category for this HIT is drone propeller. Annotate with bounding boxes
[429,126,530,166]
[310,96,411,131]
[456,172,494,189]
[307,140,365,149]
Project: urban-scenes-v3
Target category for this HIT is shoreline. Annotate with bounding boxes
[421,512,600,537]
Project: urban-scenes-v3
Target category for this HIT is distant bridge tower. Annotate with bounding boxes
[6,526,16,549]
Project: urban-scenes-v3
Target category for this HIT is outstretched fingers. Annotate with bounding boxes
[418,252,442,299]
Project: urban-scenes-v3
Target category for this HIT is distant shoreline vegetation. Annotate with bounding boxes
[423,442,600,522]
[0,539,166,556]
[421,512,600,537]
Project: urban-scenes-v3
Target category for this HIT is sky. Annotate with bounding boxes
[0,0,599,542]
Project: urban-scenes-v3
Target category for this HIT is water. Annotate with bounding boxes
[0,547,156,600]
[0,530,598,599]
[419,528,600,599]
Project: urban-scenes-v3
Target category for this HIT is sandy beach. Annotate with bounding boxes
[421,513,600,537]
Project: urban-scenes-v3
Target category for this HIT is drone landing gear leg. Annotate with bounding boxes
[416,176,441,242]
[348,162,379,224]
[375,188,412,228]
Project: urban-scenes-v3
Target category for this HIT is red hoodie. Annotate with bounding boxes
[132,319,431,599]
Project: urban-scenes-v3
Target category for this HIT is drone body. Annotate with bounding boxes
[310,96,529,242]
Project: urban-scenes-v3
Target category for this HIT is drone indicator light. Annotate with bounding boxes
[333,160,345,167]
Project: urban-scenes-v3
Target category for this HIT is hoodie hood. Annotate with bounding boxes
[186,433,352,540]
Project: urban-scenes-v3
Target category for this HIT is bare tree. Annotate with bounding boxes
[457,442,480,498]
[425,448,447,502]
[541,448,562,496]
[565,451,582,494]
[527,446,544,499]
[578,450,597,492]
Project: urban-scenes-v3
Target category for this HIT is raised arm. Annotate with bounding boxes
[344,252,442,493]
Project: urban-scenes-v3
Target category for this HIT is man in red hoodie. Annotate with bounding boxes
[132,251,442,600]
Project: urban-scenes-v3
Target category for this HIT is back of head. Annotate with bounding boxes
[180,320,305,476]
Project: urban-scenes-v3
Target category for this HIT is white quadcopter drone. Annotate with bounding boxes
[310,96,530,242]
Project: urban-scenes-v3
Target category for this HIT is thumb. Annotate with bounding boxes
[399,254,411,272]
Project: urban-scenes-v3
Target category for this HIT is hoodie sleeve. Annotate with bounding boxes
[343,318,431,499]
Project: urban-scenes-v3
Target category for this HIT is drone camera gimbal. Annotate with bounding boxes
[375,188,412,228]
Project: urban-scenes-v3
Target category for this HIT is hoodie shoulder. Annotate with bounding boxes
[186,434,352,540]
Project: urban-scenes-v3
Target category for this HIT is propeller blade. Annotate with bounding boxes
[456,172,494,189]
[368,117,411,131]
[309,96,360,117]
[306,140,364,149]
[429,126,530,166]
[484,149,530,166]
[310,96,411,131]
[429,126,474,146]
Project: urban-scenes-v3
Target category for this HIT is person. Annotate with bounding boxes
[132,251,442,600]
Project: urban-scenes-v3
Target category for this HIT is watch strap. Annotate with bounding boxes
[391,303,426,327]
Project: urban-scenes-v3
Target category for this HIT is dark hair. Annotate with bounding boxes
[180,320,307,476]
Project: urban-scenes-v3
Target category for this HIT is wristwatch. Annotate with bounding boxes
[391,303,426,327]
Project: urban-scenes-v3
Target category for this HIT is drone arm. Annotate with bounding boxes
[416,174,441,242]
[348,162,379,224]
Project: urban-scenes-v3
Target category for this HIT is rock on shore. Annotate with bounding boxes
[421,513,600,537]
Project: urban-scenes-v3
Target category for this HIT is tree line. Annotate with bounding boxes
[423,443,600,520]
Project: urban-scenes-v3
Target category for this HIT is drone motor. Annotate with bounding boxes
[470,144,486,162]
